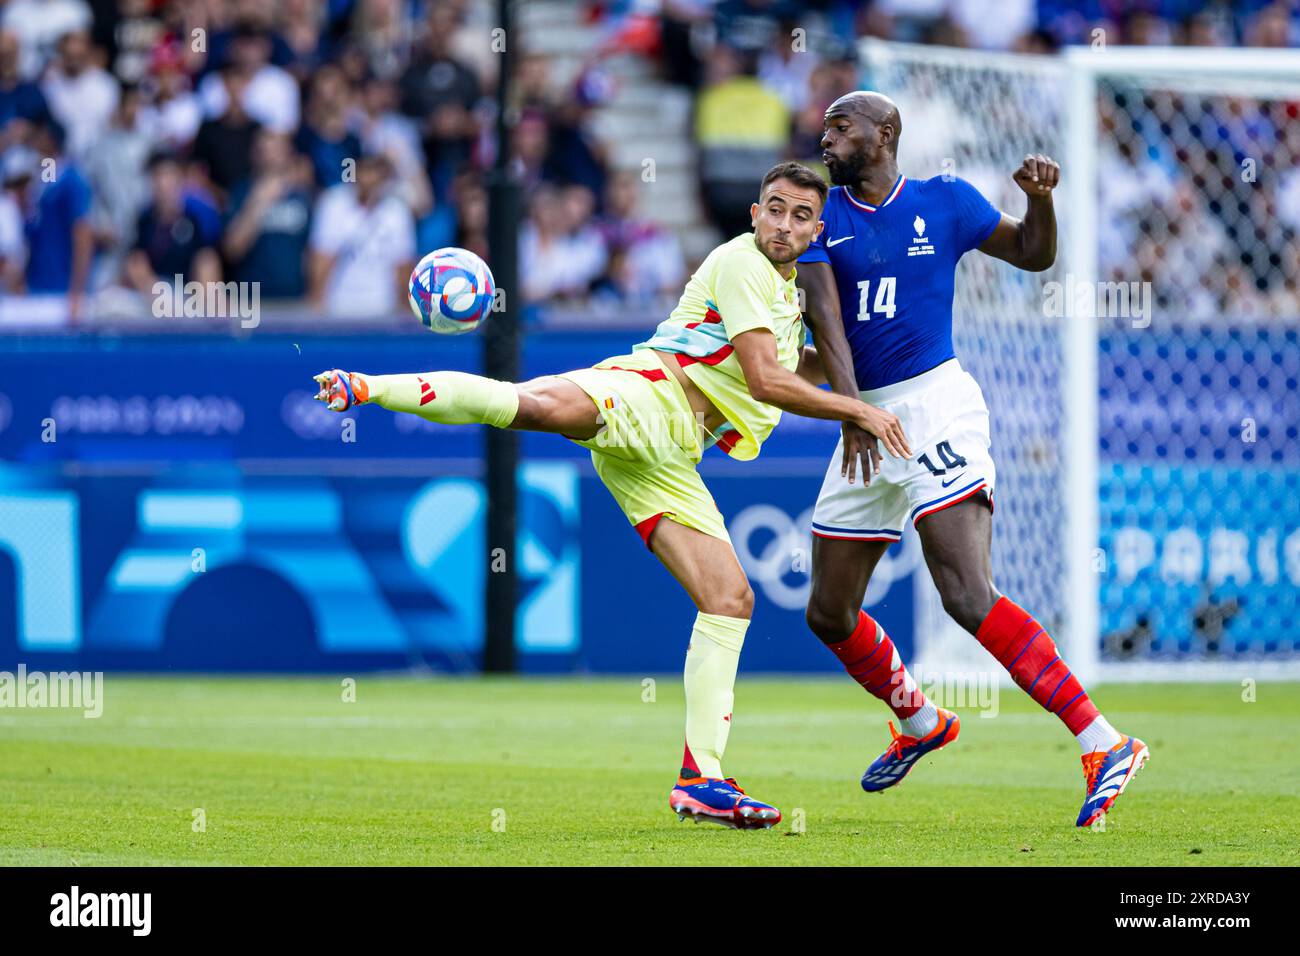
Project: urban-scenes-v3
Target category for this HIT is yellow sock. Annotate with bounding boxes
[683,612,748,779]
[363,371,519,428]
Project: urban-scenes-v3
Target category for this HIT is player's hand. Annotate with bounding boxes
[1012,153,1060,196]
[854,403,910,461]
[840,420,881,484]
[313,369,369,412]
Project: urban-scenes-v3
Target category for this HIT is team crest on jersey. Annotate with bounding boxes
[908,215,935,257]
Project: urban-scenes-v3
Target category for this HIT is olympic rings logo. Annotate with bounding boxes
[729,502,925,611]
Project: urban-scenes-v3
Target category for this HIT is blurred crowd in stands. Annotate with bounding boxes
[0,0,1297,325]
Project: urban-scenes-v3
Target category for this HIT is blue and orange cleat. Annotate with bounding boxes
[860,708,960,792]
[669,776,782,829]
[313,369,369,412]
[1077,734,1149,828]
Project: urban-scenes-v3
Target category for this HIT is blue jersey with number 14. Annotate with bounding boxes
[799,175,1002,390]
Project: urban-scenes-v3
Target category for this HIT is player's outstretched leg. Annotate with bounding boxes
[916,496,1148,827]
[314,369,519,426]
[806,536,958,792]
[313,368,602,437]
[649,517,780,829]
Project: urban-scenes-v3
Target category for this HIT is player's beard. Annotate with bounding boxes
[826,151,869,186]
[757,233,798,266]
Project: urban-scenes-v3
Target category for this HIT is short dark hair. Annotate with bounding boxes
[759,162,828,209]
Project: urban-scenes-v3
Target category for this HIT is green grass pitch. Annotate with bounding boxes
[1,676,1296,866]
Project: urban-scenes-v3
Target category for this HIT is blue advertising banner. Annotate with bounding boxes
[0,461,913,673]
[1,324,1294,670]
[1099,463,1299,657]
[0,463,580,671]
[1096,323,1299,661]
[0,332,842,464]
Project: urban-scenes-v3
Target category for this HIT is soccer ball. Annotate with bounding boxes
[407,247,495,334]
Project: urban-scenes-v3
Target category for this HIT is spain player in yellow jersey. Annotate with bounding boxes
[313,162,909,829]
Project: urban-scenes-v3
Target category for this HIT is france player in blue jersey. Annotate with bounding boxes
[796,91,1147,827]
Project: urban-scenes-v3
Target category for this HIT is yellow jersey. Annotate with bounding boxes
[634,233,805,461]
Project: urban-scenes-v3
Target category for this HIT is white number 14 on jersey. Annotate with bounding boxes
[856,276,897,321]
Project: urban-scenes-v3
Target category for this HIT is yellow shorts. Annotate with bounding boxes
[557,351,730,547]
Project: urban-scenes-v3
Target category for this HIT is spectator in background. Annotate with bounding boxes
[165,0,217,78]
[1244,3,1294,47]
[1121,10,1176,46]
[1013,28,1059,55]
[519,185,571,303]
[659,0,710,89]
[83,83,153,289]
[295,64,361,189]
[757,19,817,112]
[355,72,433,218]
[197,22,299,135]
[595,171,685,301]
[41,29,119,160]
[512,53,554,113]
[1268,236,1300,316]
[444,0,499,89]
[308,152,414,317]
[790,45,858,174]
[789,98,830,172]
[281,0,328,79]
[1275,122,1300,234]
[450,170,489,260]
[0,0,91,81]
[19,121,93,320]
[400,4,480,119]
[401,3,481,200]
[0,29,50,135]
[1221,261,1272,318]
[1181,9,1233,47]
[350,0,412,81]
[541,69,608,199]
[330,37,373,90]
[223,130,313,299]
[559,183,607,288]
[125,151,221,294]
[112,0,166,84]
[519,183,607,303]
[0,147,31,291]
[862,0,951,45]
[428,103,482,196]
[509,108,550,193]
[805,45,859,113]
[403,2,480,193]
[694,42,789,239]
[420,165,486,256]
[190,68,260,203]
[138,40,202,150]
[1097,135,1176,276]
[948,0,1037,49]
[196,0,296,78]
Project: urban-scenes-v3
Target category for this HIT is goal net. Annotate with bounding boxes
[857,40,1300,683]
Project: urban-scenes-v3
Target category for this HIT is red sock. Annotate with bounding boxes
[680,740,701,779]
[824,610,926,718]
[975,597,1099,734]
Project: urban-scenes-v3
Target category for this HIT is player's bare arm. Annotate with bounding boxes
[730,326,910,460]
[798,259,885,482]
[977,153,1059,272]
[796,345,826,386]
